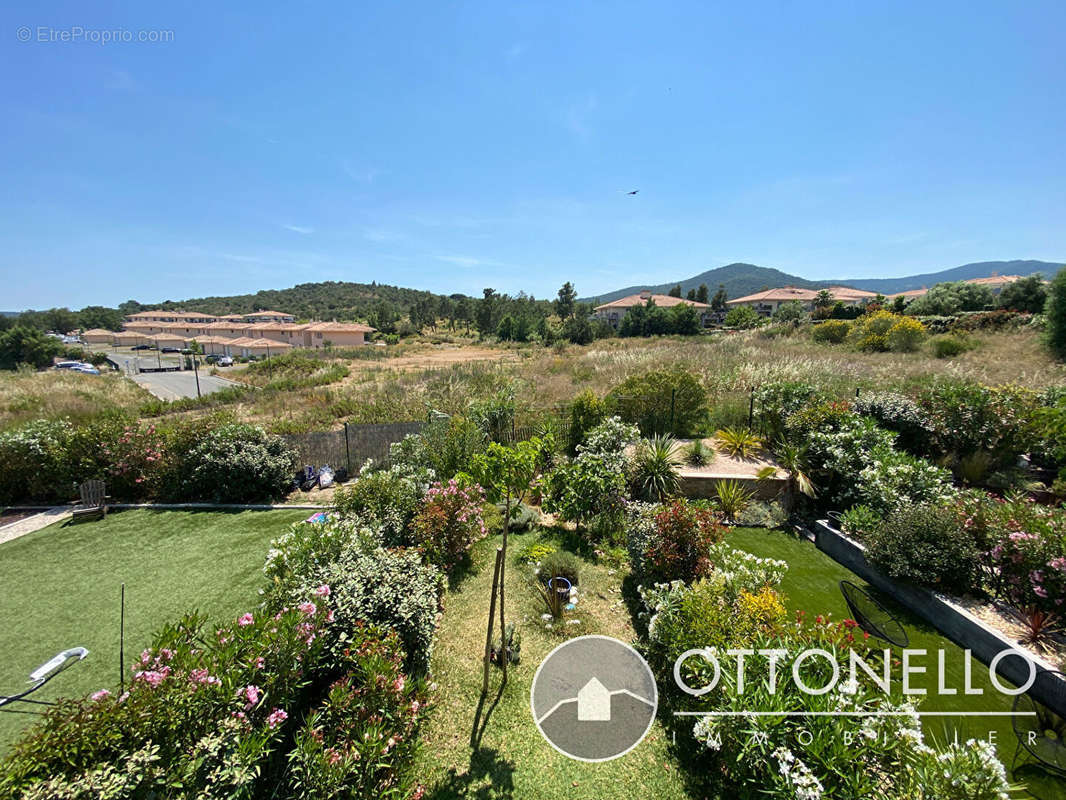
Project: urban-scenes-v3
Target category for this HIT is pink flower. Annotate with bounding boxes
[298,601,317,616]
[133,669,168,688]
[1034,585,1049,598]
[1050,556,1066,572]
[255,656,266,669]
[266,707,288,729]
[189,668,220,687]
[238,613,254,627]
[392,676,405,693]
[90,689,111,701]
[326,748,343,765]
[315,584,331,598]
[241,684,261,707]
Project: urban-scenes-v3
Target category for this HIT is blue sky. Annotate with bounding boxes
[2,1,1064,309]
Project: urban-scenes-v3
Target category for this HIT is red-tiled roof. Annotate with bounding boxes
[594,293,710,312]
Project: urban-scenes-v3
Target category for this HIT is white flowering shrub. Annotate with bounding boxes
[706,542,789,601]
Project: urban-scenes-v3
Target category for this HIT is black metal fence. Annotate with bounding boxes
[282,415,574,475]
[281,421,424,473]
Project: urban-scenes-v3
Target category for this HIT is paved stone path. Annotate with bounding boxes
[0,506,73,546]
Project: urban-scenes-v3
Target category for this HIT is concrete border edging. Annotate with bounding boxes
[813,519,1066,718]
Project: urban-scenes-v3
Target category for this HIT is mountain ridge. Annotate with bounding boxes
[580,260,1063,305]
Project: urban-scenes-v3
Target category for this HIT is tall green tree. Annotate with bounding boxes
[696,284,709,304]
[77,306,124,331]
[0,326,61,369]
[555,281,577,319]
[1045,270,1066,360]
[710,285,727,311]
[998,274,1048,314]
[668,284,682,298]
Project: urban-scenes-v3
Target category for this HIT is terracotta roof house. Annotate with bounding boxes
[726,287,819,316]
[301,321,375,348]
[112,330,149,346]
[593,290,712,329]
[964,274,1024,293]
[222,337,293,358]
[243,310,296,323]
[148,333,187,348]
[80,328,116,344]
[114,308,374,350]
[822,286,879,302]
[886,288,929,300]
[727,285,881,316]
[125,310,217,323]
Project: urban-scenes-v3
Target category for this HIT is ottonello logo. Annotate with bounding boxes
[530,635,658,761]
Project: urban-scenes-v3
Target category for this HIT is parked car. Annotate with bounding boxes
[161,346,181,353]
[131,344,152,351]
[217,356,234,366]
[205,354,221,364]
[54,361,83,370]
[73,365,101,375]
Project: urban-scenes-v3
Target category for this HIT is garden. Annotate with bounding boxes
[2,345,1066,797]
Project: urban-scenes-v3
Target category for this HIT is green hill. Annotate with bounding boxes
[581,260,1063,304]
[120,281,458,322]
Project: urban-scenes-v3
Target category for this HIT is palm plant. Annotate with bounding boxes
[715,427,763,459]
[684,439,714,467]
[757,439,817,499]
[633,434,682,502]
[714,479,753,521]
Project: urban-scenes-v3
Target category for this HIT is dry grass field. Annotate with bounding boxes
[3,328,1062,435]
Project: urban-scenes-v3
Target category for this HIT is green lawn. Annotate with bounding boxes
[726,527,1061,789]
[416,529,690,800]
[0,508,308,753]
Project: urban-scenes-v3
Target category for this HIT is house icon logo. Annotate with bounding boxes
[530,635,658,761]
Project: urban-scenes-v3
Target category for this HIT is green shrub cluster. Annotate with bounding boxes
[865,503,979,592]
[606,368,709,437]
[0,595,428,798]
[0,416,297,505]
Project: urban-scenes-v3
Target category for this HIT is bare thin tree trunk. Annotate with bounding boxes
[500,489,510,682]
[481,547,503,696]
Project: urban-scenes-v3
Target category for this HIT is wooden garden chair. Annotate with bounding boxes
[72,479,108,522]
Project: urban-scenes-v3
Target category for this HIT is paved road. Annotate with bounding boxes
[129,369,242,401]
[100,349,243,401]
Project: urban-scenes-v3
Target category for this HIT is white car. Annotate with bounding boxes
[217,356,234,367]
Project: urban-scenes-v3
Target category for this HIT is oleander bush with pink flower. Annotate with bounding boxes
[958,492,1066,629]
[0,414,297,505]
[412,479,487,572]
[0,591,427,799]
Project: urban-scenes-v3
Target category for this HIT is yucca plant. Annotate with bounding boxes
[757,440,817,499]
[714,479,753,521]
[715,427,763,459]
[684,439,714,467]
[633,434,683,502]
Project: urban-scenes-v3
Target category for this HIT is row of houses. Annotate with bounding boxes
[80,310,375,356]
[724,274,1026,317]
[592,275,1026,324]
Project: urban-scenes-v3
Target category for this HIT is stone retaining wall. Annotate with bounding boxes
[814,519,1066,717]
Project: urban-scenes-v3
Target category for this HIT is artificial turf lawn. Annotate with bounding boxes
[727,528,1023,771]
[0,508,308,753]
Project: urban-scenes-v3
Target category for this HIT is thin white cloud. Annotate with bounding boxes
[565,94,598,140]
[341,161,383,184]
[106,70,137,91]
[435,255,486,268]
[282,224,314,235]
[505,43,526,61]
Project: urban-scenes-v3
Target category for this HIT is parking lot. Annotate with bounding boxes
[100,348,243,401]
